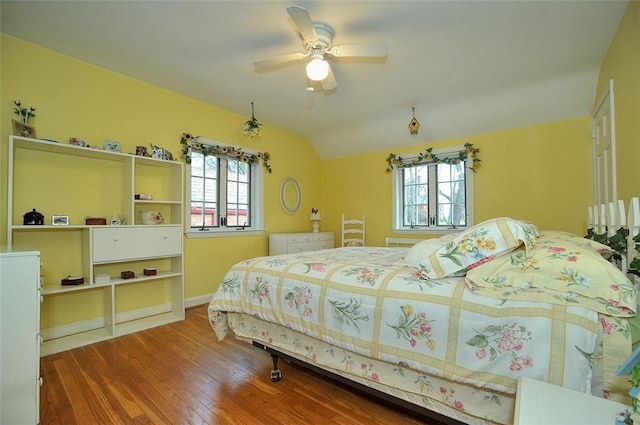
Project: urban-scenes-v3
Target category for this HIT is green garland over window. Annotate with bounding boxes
[386,142,480,173]
[180,133,272,174]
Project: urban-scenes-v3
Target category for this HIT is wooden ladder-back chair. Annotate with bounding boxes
[341,214,365,247]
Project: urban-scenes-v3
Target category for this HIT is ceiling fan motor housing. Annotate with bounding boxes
[311,22,334,50]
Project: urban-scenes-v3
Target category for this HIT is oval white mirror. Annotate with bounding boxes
[280,177,301,214]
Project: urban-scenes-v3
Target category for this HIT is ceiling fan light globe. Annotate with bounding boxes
[306,58,329,81]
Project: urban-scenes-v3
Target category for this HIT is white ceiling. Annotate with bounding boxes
[0,1,627,159]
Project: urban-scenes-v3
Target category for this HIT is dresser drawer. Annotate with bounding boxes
[314,233,334,242]
[92,226,182,262]
[287,242,316,253]
[287,234,314,244]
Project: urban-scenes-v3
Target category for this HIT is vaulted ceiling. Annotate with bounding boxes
[0,1,627,159]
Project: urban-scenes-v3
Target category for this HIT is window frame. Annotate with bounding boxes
[184,138,264,239]
[391,146,474,235]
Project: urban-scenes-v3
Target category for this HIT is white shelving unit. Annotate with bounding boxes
[7,136,185,356]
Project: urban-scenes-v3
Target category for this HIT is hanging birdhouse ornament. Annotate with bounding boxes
[408,107,420,135]
[243,101,262,140]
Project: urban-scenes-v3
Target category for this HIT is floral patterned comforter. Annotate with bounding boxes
[208,247,607,395]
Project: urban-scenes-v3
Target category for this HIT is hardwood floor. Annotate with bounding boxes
[39,305,441,424]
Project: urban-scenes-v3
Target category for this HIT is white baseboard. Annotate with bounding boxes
[185,293,214,308]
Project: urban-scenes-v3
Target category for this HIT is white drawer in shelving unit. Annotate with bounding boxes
[92,226,182,262]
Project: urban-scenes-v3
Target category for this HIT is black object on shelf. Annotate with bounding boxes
[23,208,44,225]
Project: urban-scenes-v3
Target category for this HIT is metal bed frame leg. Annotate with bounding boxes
[270,353,282,382]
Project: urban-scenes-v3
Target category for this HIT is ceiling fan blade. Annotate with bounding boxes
[286,5,318,44]
[329,42,388,58]
[321,63,337,90]
[254,52,308,68]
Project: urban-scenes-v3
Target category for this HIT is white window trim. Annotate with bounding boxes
[184,137,264,239]
[391,145,474,235]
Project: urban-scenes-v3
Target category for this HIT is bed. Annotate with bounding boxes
[208,215,639,424]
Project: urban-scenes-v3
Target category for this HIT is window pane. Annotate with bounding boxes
[237,161,249,182]
[190,150,219,228]
[226,157,251,227]
[402,164,429,226]
[191,202,217,227]
[204,155,217,177]
[436,163,466,227]
[191,176,203,202]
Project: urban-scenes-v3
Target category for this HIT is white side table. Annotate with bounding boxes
[514,376,630,425]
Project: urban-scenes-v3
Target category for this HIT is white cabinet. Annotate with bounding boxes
[0,247,41,425]
[6,136,184,356]
[269,232,334,255]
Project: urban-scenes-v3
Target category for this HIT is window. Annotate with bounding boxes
[186,141,263,238]
[392,147,474,233]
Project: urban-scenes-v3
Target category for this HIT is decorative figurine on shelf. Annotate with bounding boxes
[150,144,174,160]
[309,208,321,233]
[616,346,640,424]
[23,208,44,225]
[110,214,126,225]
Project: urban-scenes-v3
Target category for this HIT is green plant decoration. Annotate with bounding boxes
[243,102,262,140]
[179,133,272,173]
[386,142,480,173]
[13,100,36,124]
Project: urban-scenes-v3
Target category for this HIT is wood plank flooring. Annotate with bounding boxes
[39,305,440,424]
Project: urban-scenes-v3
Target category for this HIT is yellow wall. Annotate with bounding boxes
[0,35,322,319]
[322,116,593,246]
[595,0,640,202]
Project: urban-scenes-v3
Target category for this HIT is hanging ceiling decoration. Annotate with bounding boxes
[243,101,262,140]
[408,107,420,135]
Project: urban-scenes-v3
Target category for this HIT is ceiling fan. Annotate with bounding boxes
[253,5,388,90]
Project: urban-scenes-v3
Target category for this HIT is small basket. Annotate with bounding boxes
[139,211,163,225]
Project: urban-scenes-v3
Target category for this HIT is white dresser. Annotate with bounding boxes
[0,246,41,425]
[269,232,334,255]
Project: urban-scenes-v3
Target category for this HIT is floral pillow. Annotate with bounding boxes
[415,217,538,279]
[465,231,636,316]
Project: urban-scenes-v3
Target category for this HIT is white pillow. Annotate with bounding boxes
[404,238,445,267]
